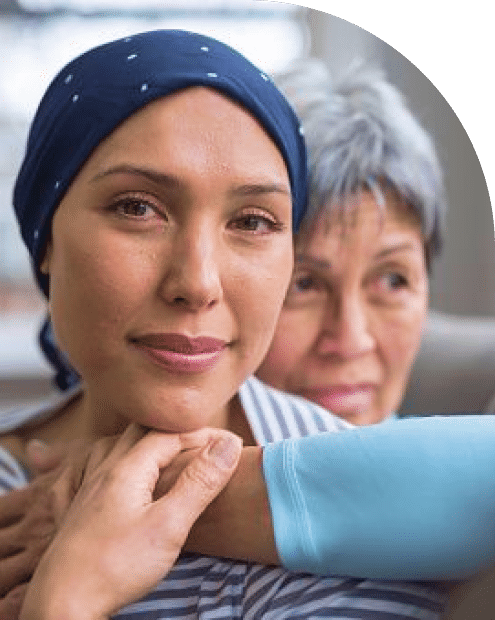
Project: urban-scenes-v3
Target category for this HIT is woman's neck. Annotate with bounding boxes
[14,388,256,462]
[226,394,256,446]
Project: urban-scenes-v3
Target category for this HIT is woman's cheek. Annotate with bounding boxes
[256,311,309,389]
[382,304,426,382]
[237,251,292,347]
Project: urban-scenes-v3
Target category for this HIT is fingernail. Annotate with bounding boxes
[208,436,239,469]
[27,439,49,456]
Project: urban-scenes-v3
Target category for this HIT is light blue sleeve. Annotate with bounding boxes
[263,415,495,580]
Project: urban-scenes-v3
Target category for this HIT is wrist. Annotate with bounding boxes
[185,445,279,564]
[21,597,107,620]
[20,548,109,620]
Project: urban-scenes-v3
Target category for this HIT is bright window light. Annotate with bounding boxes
[19,0,299,11]
[1,11,304,119]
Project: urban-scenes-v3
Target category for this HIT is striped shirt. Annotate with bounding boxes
[0,376,445,618]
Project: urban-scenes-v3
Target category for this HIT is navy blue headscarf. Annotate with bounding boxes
[13,29,308,390]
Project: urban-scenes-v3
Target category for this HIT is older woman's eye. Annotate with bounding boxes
[374,272,409,293]
[384,272,408,289]
[284,272,326,304]
[293,274,318,292]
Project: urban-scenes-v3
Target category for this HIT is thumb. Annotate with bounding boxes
[153,432,242,534]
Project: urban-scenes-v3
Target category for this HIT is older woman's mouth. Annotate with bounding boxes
[297,385,376,414]
[131,333,228,373]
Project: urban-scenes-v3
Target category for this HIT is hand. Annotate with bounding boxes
[0,439,93,619]
[0,435,121,619]
[154,442,279,567]
[20,424,242,620]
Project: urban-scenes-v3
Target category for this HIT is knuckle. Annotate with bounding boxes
[183,461,223,493]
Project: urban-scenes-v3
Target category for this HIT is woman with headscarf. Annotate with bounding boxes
[3,31,495,620]
[2,29,449,620]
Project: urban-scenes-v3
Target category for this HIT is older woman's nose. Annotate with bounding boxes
[316,294,375,359]
[159,226,222,311]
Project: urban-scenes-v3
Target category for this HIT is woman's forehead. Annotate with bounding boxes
[91,87,271,148]
[78,87,291,192]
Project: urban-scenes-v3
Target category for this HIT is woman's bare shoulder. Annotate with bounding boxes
[0,387,83,468]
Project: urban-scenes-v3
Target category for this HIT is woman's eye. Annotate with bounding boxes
[230,213,283,234]
[111,197,158,219]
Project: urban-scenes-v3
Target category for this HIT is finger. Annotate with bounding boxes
[26,437,93,475]
[178,427,242,452]
[44,464,82,528]
[153,448,202,500]
[85,424,147,476]
[0,487,32,527]
[0,476,56,568]
[111,423,148,456]
[0,485,54,562]
[0,583,28,620]
[0,508,53,596]
[150,432,242,537]
[25,439,63,474]
[79,426,143,484]
[0,521,26,558]
[117,431,184,491]
[152,429,242,500]
[0,549,39,597]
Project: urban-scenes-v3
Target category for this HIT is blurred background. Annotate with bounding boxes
[0,0,493,405]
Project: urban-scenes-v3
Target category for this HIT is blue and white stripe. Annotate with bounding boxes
[0,376,446,618]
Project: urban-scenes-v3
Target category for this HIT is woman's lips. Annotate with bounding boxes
[298,385,376,413]
[132,333,227,373]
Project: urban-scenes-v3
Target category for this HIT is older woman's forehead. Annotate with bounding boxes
[306,189,422,233]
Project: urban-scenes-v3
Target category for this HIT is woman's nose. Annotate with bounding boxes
[316,293,375,359]
[159,225,222,311]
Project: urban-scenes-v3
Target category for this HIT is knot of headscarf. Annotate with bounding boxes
[12,29,308,390]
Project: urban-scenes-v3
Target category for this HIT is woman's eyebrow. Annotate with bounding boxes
[228,183,291,198]
[90,164,183,189]
[91,166,290,198]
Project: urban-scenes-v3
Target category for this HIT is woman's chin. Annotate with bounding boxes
[121,398,227,434]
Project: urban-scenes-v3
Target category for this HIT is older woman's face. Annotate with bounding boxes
[256,191,428,425]
[41,87,293,433]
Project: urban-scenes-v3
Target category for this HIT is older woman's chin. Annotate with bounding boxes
[294,385,404,425]
[337,409,396,426]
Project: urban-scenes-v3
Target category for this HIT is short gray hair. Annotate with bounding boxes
[275,59,446,268]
